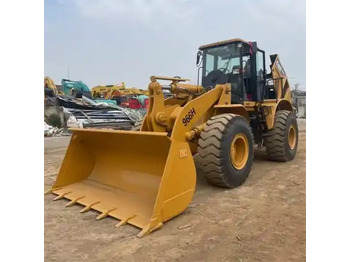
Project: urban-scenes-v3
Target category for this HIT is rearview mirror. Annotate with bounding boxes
[196,51,202,66]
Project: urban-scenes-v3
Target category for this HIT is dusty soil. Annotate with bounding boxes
[44,119,306,262]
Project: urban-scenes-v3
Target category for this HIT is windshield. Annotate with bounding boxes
[203,43,241,76]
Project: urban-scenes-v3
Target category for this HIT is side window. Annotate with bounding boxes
[205,54,214,76]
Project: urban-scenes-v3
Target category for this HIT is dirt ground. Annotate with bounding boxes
[44,119,306,262]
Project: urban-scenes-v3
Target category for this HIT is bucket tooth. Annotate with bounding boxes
[45,187,61,195]
[53,191,72,201]
[66,196,85,207]
[80,201,100,213]
[137,225,151,238]
[137,222,163,238]
[115,215,136,228]
[96,208,117,220]
[44,189,53,195]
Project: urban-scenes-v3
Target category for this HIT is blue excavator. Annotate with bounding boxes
[61,79,92,99]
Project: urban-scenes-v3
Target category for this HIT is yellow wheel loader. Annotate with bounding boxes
[46,38,298,237]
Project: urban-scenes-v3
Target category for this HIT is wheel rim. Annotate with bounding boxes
[230,133,249,170]
[288,125,297,150]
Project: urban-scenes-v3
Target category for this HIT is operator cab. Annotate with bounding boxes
[197,38,268,104]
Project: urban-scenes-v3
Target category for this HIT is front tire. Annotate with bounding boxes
[197,114,254,188]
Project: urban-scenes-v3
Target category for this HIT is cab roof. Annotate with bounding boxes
[198,38,249,50]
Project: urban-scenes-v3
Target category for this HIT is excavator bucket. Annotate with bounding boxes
[48,128,196,237]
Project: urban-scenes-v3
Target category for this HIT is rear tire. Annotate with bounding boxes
[265,110,298,161]
[197,114,254,188]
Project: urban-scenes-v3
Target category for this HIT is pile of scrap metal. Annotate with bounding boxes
[291,87,306,118]
[44,77,145,131]
[44,122,70,137]
[61,96,144,130]
[65,108,141,130]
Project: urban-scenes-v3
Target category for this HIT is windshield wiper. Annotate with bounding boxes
[223,54,234,72]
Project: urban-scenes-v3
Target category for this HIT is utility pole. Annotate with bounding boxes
[68,67,70,80]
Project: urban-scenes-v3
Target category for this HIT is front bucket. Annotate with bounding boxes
[49,129,196,237]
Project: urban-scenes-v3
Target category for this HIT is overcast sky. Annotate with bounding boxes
[44,0,305,90]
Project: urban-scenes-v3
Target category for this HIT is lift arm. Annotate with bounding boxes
[142,76,231,142]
